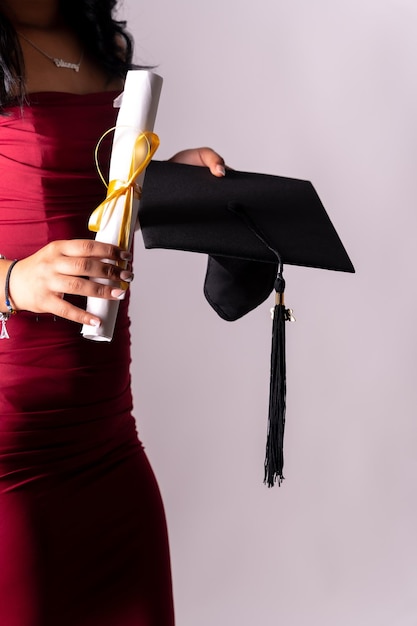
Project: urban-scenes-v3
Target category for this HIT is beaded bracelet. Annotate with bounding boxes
[0,255,19,340]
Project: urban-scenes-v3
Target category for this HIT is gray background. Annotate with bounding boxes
[119,1,417,624]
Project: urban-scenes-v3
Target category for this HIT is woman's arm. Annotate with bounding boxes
[0,150,225,325]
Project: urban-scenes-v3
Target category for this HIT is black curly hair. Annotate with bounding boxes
[0,0,137,108]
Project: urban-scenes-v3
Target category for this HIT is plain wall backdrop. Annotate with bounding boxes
[118,1,417,624]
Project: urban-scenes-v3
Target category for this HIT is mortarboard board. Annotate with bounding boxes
[139,160,355,486]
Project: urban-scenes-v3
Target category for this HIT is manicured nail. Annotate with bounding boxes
[216,164,226,176]
[120,270,134,282]
[111,288,126,300]
[90,318,101,328]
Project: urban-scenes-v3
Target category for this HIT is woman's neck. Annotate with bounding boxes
[0,0,62,29]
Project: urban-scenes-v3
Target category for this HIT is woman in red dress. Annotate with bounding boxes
[0,1,225,624]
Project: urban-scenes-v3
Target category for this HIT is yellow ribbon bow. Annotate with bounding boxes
[89,130,160,251]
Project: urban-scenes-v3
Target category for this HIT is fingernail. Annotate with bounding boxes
[120,270,134,282]
[216,164,226,176]
[90,319,101,328]
[120,251,132,261]
[111,288,126,300]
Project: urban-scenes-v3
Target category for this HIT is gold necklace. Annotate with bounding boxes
[18,32,83,72]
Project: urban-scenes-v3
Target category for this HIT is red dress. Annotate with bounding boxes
[0,92,174,626]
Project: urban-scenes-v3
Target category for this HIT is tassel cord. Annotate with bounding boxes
[227,202,283,274]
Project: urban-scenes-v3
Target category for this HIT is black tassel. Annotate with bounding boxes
[225,202,294,487]
[264,273,287,487]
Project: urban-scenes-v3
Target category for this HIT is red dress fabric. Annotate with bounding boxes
[0,92,174,626]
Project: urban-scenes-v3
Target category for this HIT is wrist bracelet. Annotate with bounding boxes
[0,255,19,340]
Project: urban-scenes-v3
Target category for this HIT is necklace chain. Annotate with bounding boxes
[18,32,83,72]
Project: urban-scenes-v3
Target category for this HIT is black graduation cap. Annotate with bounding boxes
[139,160,355,486]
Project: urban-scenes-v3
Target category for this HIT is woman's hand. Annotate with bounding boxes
[168,147,226,177]
[9,240,133,327]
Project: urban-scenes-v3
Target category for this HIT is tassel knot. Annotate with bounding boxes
[274,274,285,295]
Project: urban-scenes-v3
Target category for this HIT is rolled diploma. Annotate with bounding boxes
[82,70,163,341]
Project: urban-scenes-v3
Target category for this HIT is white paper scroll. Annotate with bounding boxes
[82,70,163,341]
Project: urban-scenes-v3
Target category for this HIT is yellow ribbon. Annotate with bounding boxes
[89,129,160,250]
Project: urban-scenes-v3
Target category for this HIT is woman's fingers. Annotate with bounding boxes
[53,256,132,284]
[196,147,226,177]
[8,239,134,325]
[48,273,126,300]
[33,240,133,299]
[48,239,131,263]
[168,147,227,177]
[41,293,103,328]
